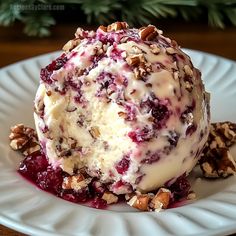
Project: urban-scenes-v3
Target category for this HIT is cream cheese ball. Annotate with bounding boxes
[34,22,210,194]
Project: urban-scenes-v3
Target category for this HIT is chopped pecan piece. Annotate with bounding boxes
[107,22,129,32]
[184,65,193,77]
[217,148,236,177]
[185,81,193,92]
[187,191,196,200]
[125,192,135,201]
[98,25,107,32]
[200,121,236,178]
[131,45,143,54]
[204,122,236,151]
[150,44,160,54]
[133,62,152,80]
[74,27,84,38]
[62,38,81,52]
[62,174,92,191]
[149,188,171,211]
[211,122,236,147]
[9,124,40,156]
[102,191,118,204]
[200,148,236,178]
[127,194,150,211]
[118,111,127,119]
[139,25,158,41]
[89,126,101,138]
[166,47,176,55]
[46,90,52,96]
[126,54,145,66]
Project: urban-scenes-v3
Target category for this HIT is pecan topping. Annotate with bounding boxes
[204,122,236,151]
[62,38,81,52]
[9,124,40,156]
[125,51,152,80]
[125,193,135,201]
[46,90,52,96]
[171,40,178,47]
[139,25,158,41]
[200,121,236,178]
[102,191,118,204]
[187,191,196,200]
[127,188,172,211]
[74,27,84,38]
[166,47,176,55]
[181,111,194,125]
[131,45,143,54]
[126,54,145,66]
[185,81,193,92]
[133,62,152,80]
[98,25,107,32]
[107,22,129,32]
[62,174,92,191]
[184,65,193,77]
[150,44,160,54]
[89,126,101,138]
[200,148,236,178]
[118,111,127,119]
[127,194,150,211]
[149,188,171,211]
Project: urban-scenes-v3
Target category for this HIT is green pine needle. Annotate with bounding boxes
[22,13,55,37]
[0,0,236,37]
[0,1,22,26]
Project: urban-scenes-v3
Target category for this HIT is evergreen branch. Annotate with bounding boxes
[79,0,121,24]
[22,13,55,37]
[208,5,225,28]
[0,1,22,26]
[0,0,236,37]
[224,8,236,26]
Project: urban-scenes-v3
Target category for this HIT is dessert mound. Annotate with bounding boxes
[34,22,210,196]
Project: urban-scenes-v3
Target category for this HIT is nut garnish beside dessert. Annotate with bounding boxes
[200,122,236,178]
[9,21,235,211]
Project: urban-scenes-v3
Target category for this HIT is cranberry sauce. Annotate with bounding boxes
[18,151,110,209]
[18,151,192,210]
[166,174,191,203]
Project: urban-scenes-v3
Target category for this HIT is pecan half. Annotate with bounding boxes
[107,22,129,32]
[202,121,236,157]
[139,25,158,41]
[199,122,236,178]
[9,124,40,156]
[126,54,145,66]
[200,148,236,178]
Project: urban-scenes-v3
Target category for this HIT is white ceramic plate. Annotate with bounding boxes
[0,49,236,236]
